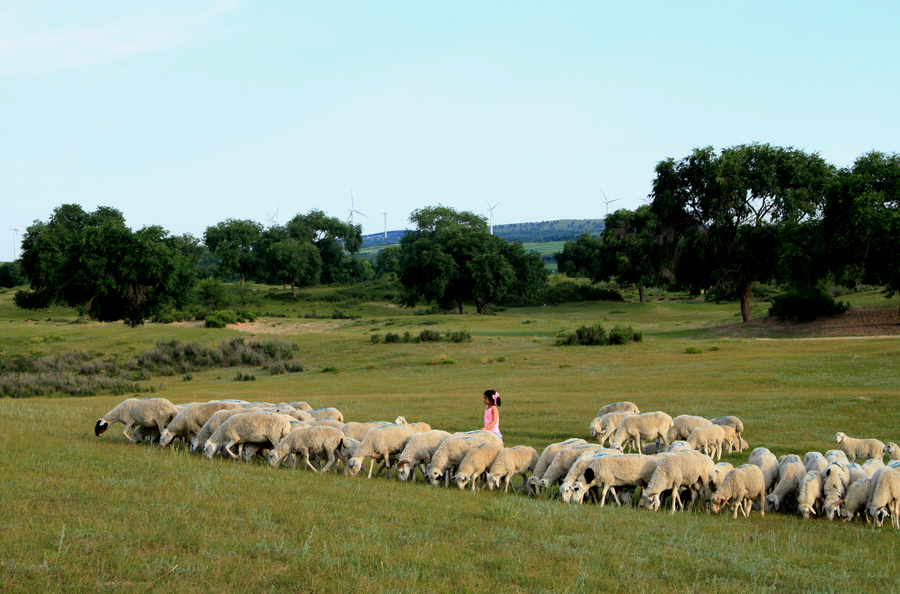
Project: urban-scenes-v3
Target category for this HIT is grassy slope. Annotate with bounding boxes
[1,286,899,593]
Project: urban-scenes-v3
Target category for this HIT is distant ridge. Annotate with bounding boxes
[361,219,605,247]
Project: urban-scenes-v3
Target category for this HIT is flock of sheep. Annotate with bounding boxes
[93,397,900,527]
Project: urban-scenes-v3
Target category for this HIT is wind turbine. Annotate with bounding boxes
[382,203,388,238]
[11,228,19,261]
[486,200,500,235]
[600,187,621,217]
[347,187,368,225]
[266,205,280,228]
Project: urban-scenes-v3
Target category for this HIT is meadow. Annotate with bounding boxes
[1,284,899,593]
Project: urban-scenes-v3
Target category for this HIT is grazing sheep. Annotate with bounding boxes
[710,464,766,518]
[527,439,587,494]
[749,447,779,492]
[537,443,605,493]
[861,457,885,478]
[597,401,640,416]
[427,433,500,486]
[796,470,824,519]
[313,419,345,429]
[883,442,900,462]
[341,421,391,442]
[641,440,668,455]
[717,425,740,454]
[203,412,295,460]
[667,415,713,443]
[284,401,313,411]
[825,449,850,464]
[94,397,179,442]
[454,443,504,490]
[395,430,453,481]
[346,424,415,478]
[307,407,344,423]
[803,452,828,473]
[822,462,853,520]
[572,453,660,506]
[640,450,715,513]
[711,462,735,491]
[866,466,900,528]
[591,411,636,445]
[711,416,744,439]
[192,406,270,452]
[485,446,539,493]
[558,448,624,502]
[393,416,432,433]
[268,426,348,473]
[765,455,806,512]
[611,411,674,453]
[686,424,727,460]
[836,478,872,522]
[159,401,244,447]
[834,433,885,463]
[667,440,694,453]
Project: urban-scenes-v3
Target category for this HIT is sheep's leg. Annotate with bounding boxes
[122,422,135,443]
[224,441,240,459]
[320,451,336,474]
[304,452,318,473]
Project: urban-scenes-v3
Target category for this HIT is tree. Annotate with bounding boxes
[203,219,263,287]
[283,210,362,284]
[398,205,548,314]
[268,238,322,297]
[651,143,834,321]
[597,205,664,302]
[0,261,25,288]
[374,245,402,278]
[554,234,602,280]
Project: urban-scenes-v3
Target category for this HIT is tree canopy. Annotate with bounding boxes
[203,219,263,287]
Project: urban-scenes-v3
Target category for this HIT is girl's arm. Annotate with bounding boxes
[483,406,498,431]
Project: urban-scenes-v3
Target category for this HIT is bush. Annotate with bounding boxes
[204,315,227,329]
[685,346,702,354]
[556,323,641,346]
[768,287,850,323]
[540,282,624,306]
[419,329,442,342]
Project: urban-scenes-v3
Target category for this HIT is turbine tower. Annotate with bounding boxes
[347,187,368,225]
[599,187,621,217]
[266,205,280,228]
[11,228,19,261]
[486,200,500,235]
[382,203,388,238]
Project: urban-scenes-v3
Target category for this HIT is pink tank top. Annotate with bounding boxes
[484,405,501,439]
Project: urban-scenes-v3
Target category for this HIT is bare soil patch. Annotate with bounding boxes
[711,306,900,340]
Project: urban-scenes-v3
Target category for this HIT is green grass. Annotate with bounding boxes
[2,284,900,592]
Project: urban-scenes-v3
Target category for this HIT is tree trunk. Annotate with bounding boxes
[457,301,464,315]
[476,301,487,315]
[639,285,646,303]
[291,282,296,298]
[240,273,245,288]
[740,282,753,322]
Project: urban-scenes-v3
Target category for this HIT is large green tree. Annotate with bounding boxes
[598,205,664,302]
[268,238,323,297]
[283,210,363,284]
[203,219,263,287]
[398,205,548,314]
[651,143,834,321]
[554,233,602,281]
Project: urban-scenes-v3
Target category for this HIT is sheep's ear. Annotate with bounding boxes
[397,461,409,470]
[94,420,108,436]
[583,468,595,484]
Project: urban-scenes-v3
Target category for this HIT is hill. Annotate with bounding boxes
[361,218,605,248]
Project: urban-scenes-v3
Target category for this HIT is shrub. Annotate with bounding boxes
[444,330,472,343]
[204,315,227,329]
[419,329,442,342]
[556,323,641,346]
[234,371,256,381]
[384,332,401,344]
[769,287,850,323]
[685,346,702,354]
[322,366,339,373]
[269,362,286,375]
[426,355,455,365]
[370,334,381,344]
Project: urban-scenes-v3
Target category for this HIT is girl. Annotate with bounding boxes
[482,389,502,441]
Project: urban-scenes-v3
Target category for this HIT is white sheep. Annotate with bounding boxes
[711,416,744,439]
[454,443,504,490]
[395,430,453,481]
[590,411,636,445]
[284,401,313,411]
[796,470,824,519]
[268,426,348,473]
[394,416,432,433]
[558,448,624,503]
[825,449,850,464]
[834,432,885,463]
[346,423,415,478]
[159,401,244,447]
[341,421,391,442]
[667,415,713,443]
[686,424,727,460]
[307,407,344,423]
[749,447,779,493]
[527,438,587,494]
[866,466,900,528]
[710,464,766,518]
[202,412,295,460]
[765,454,806,512]
[883,442,900,461]
[640,450,714,513]
[94,397,179,442]
[717,425,740,454]
[572,453,660,506]
[192,406,270,452]
[611,411,674,453]
[537,442,605,493]
[485,446,539,493]
[597,401,640,416]
[861,457,885,478]
[426,432,501,486]
[822,462,853,520]
[711,462,735,491]
[667,440,694,453]
[803,451,828,473]
[312,419,345,429]
[836,477,871,522]
[641,440,668,455]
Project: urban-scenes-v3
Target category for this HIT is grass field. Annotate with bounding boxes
[1,285,899,593]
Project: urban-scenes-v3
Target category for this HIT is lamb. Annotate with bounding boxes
[749,447,779,492]
[454,443,505,490]
[666,415,713,443]
[834,432,885,463]
[526,438,587,494]
[590,411,636,445]
[803,452,828,473]
[395,430,453,481]
[94,397,179,442]
[866,466,900,528]
[597,401,640,416]
[159,401,244,447]
[307,407,344,423]
[558,448,624,502]
[341,421,391,442]
[485,446,539,493]
[611,411,674,453]
[711,416,744,439]
[717,425,740,454]
[861,457,885,478]
[571,453,661,506]
[710,464,766,518]
[686,424,727,460]
[268,426,349,473]
[537,442,605,493]
[346,423,415,478]
[426,433,501,486]
[835,478,871,522]
[202,412,295,460]
[883,442,900,462]
[796,470,824,519]
[639,450,714,513]
[765,454,806,512]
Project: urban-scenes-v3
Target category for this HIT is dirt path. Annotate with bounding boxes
[711,306,900,340]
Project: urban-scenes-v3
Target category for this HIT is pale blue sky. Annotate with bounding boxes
[2,1,898,259]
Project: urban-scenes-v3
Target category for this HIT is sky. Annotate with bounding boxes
[2,1,899,260]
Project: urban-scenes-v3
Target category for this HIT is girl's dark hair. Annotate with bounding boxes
[484,389,501,407]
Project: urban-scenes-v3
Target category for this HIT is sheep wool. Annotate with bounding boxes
[765,454,806,512]
[454,443,504,490]
[573,453,661,506]
[159,401,244,447]
[837,478,871,522]
[426,433,499,486]
[203,412,296,460]
[667,415,713,443]
[346,424,415,478]
[592,411,636,446]
[268,426,348,473]
[611,411,674,453]
[866,466,900,528]
[640,450,714,514]
[710,464,766,518]
[95,397,179,443]
[596,401,640,417]
[686,424,727,460]
[861,457,885,478]
[527,438,587,494]
[749,447,779,492]
[486,446,539,493]
[308,407,344,423]
[537,443,604,492]
[803,452,828,473]
[558,449,623,502]
[796,470,824,519]
[711,416,744,438]
[395,430,453,482]
[883,442,900,462]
